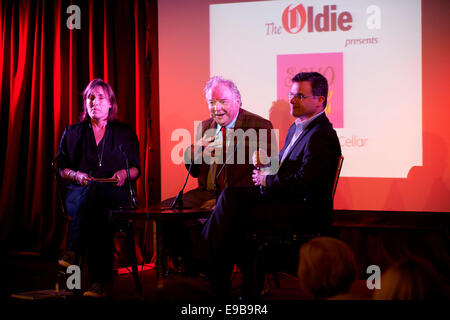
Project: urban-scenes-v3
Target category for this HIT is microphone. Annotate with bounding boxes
[119,144,137,209]
[171,161,194,210]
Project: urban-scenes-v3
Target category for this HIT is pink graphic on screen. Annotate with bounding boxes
[277,52,343,128]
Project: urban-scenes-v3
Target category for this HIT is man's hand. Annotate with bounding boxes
[193,134,222,159]
[200,198,217,210]
[252,169,267,187]
[112,169,128,187]
[252,149,270,168]
[203,140,222,157]
[194,134,217,148]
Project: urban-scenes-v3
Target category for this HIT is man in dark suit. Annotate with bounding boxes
[199,72,342,297]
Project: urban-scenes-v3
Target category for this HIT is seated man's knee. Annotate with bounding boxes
[220,186,239,201]
[217,187,236,207]
[220,186,255,204]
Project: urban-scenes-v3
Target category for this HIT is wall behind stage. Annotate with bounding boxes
[158,0,450,212]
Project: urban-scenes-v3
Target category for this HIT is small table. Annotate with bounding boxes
[110,206,212,288]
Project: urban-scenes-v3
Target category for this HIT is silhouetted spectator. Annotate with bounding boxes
[373,256,447,300]
[297,237,358,299]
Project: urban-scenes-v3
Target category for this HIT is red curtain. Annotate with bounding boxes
[0,0,159,254]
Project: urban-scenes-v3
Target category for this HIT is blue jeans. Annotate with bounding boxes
[65,181,129,284]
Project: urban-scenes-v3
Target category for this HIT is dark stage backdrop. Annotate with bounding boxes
[0,0,160,255]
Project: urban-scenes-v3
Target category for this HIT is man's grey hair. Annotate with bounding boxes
[204,75,242,106]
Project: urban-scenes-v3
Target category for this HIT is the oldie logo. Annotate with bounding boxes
[282,3,353,34]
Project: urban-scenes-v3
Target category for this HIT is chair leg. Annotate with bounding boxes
[254,245,268,297]
[241,258,256,299]
[260,273,271,296]
[122,221,142,294]
[272,272,280,288]
[241,243,266,300]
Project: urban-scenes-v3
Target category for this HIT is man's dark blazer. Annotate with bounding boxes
[264,112,341,231]
[186,108,274,192]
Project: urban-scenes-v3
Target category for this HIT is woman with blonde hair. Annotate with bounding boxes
[373,256,446,300]
[298,236,358,299]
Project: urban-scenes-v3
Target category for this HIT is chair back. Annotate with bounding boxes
[331,156,344,203]
[51,159,70,220]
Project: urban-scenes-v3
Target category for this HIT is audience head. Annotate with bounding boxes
[81,78,119,122]
[373,256,446,300]
[204,76,241,127]
[298,236,358,299]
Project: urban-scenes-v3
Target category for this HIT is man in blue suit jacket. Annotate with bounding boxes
[199,72,342,297]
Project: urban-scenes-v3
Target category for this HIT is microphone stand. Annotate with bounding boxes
[171,162,194,210]
[214,176,222,203]
[120,145,137,209]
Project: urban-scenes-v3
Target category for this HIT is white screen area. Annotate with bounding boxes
[210,0,422,178]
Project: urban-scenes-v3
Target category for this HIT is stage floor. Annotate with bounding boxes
[3,253,372,302]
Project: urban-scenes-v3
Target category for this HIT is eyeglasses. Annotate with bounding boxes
[288,92,316,101]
